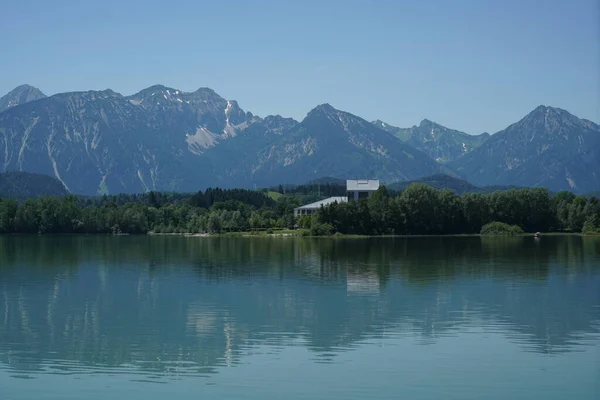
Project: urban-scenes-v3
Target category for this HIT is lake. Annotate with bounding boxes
[0,235,599,399]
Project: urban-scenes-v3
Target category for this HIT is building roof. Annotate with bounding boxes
[346,179,380,192]
[294,196,348,211]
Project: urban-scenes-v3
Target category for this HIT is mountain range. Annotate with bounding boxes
[0,84,598,195]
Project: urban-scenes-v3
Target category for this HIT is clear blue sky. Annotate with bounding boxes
[1,0,598,134]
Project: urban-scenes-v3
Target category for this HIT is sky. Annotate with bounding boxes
[0,0,598,134]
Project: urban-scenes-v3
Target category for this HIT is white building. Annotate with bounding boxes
[346,179,380,201]
[293,179,380,218]
[293,196,347,218]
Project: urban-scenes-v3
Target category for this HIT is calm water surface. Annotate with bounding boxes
[0,235,599,399]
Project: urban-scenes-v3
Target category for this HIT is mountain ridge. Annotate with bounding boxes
[200,102,448,188]
[451,105,600,192]
[0,84,598,194]
[372,118,490,163]
[0,85,447,194]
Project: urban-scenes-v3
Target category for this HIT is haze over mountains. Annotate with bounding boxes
[0,84,598,195]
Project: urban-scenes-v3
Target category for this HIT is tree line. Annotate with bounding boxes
[0,184,599,235]
[0,189,299,235]
[308,185,600,236]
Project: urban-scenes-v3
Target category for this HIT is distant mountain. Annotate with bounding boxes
[0,172,68,199]
[207,103,447,188]
[450,106,600,193]
[0,84,46,112]
[373,119,489,163]
[1,83,597,195]
[0,85,267,195]
[0,85,447,194]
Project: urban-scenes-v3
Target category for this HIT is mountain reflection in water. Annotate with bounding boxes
[0,235,599,380]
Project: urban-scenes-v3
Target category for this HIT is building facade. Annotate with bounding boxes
[293,196,348,218]
[346,179,380,201]
[293,179,380,218]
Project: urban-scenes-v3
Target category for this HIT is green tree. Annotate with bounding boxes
[207,212,223,233]
[14,199,40,233]
[310,214,334,236]
[582,214,600,235]
[461,193,489,233]
[368,186,392,234]
[249,211,264,231]
[0,199,17,233]
[298,215,311,229]
[398,184,439,234]
[568,196,588,231]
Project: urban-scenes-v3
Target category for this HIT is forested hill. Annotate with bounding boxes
[388,174,519,195]
[0,172,68,200]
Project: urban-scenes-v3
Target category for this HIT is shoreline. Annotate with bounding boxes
[146,231,592,238]
[1,232,596,238]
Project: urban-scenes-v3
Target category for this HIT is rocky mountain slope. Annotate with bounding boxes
[0,84,46,112]
[373,119,489,163]
[1,88,200,194]
[0,86,445,194]
[450,106,600,193]
[203,104,447,188]
[0,84,598,194]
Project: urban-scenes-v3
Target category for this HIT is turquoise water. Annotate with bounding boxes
[0,236,599,399]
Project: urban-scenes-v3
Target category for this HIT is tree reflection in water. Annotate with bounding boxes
[0,235,598,377]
